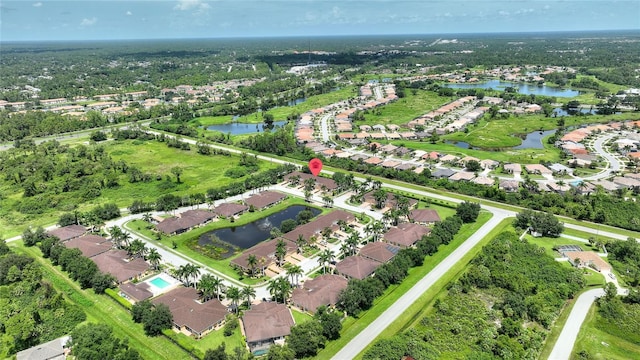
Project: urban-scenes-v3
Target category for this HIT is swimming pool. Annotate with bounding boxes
[143,273,181,296]
[150,277,170,289]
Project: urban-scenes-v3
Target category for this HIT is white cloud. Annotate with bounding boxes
[174,0,210,11]
[80,17,97,27]
[33,2,42,7]
[126,11,132,16]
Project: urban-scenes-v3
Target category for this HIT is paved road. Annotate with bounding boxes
[331,209,509,360]
[319,113,332,143]
[548,276,628,360]
[549,288,606,360]
[584,134,623,181]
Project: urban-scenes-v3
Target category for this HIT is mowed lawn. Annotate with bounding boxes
[572,305,640,360]
[389,139,561,163]
[444,112,640,149]
[360,90,456,126]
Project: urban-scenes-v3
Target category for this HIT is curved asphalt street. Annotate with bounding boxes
[584,134,624,181]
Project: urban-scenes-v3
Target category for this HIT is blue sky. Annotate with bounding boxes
[1,0,639,41]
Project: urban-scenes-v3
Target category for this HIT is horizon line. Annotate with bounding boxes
[2,28,639,44]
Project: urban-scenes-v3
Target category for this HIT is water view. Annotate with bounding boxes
[445,80,581,98]
[513,129,556,149]
[198,205,321,252]
[206,120,287,135]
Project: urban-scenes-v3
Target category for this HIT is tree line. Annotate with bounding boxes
[363,230,585,359]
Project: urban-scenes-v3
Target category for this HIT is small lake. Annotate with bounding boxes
[287,98,306,106]
[513,129,556,149]
[206,121,287,135]
[198,205,321,253]
[445,80,581,98]
[445,140,478,150]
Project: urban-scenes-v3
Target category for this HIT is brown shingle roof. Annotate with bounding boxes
[119,282,153,302]
[291,274,348,313]
[243,302,295,343]
[359,242,400,263]
[409,209,441,224]
[153,287,227,336]
[156,209,217,234]
[64,235,112,258]
[230,238,297,271]
[91,250,149,283]
[283,210,355,243]
[245,191,287,210]
[335,256,381,280]
[383,223,431,248]
[47,224,86,241]
[284,171,338,190]
[212,203,248,218]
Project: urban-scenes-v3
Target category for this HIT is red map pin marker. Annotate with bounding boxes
[309,158,323,176]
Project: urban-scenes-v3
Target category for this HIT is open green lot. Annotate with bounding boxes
[11,242,191,360]
[315,211,493,359]
[444,112,640,149]
[524,234,592,258]
[360,89,455,126]
[572,305,640,360]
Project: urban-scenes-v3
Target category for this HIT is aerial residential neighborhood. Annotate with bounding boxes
[2,2,640,359]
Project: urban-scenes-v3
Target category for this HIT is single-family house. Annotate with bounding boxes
[291,274,348,313]
[242,302,295,352]
[335,256,381,280]
[16,336,70,360]
[359,242,400,263]
[47,224,86,242]
[499,180,520,192]
[409,209,441,225]
[245,191,287,210]
[153,287,227,338]
[212,203,248,218]
[383,223,431,248]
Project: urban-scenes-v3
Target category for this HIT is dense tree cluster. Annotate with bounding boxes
[455,201,481,223]
[70,323,140,360]
[130,300,173,336]
[36,236,117,293]
[0,241,86,357]
[514,209,564,237]
[364,231,585,359]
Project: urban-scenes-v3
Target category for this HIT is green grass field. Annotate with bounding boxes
[12,242,191,360]
[571,305,640,360]
[359,89,455,126]
[524,234,591,258]
[315,211,494,359]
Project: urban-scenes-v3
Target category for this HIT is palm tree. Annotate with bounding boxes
[267,277,292,304]
[285,263,303,287]
[187,264,201,287]
[241,285,256,309]
[108,225,123,245]
[318,249,335,274]
[247,254,258,277]
[120,231,132,249]
[373,189,388,209]
[146,248,162,270]
[128,239,147,259]
[198,274,216,302]
[226,286,241,314]
[142,213,153,223]
[322,195,334,208]
[275,239,287,267]
[346,232,360,256]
